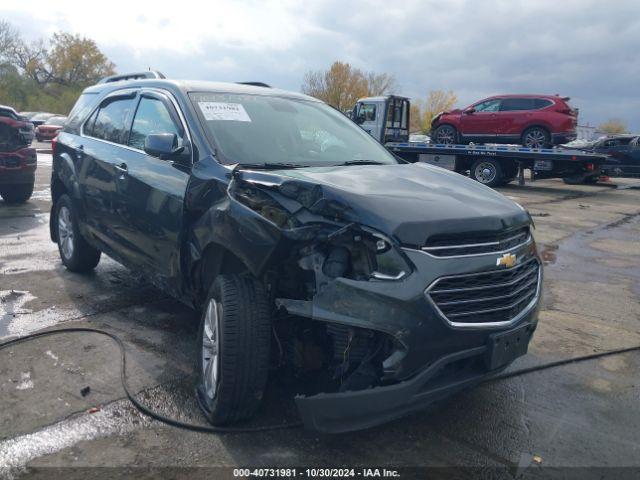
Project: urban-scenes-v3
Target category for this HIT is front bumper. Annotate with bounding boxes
[283,237,541,432]
[296,322,534,433]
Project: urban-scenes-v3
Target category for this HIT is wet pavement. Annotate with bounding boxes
[1,153,639,478]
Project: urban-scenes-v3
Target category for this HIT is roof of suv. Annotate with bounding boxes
[481,94,568,101]
[83,79,320,103]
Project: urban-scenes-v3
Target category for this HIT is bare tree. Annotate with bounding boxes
[302,61,397,111]
[422,90,458,132]
[366,71,397,96]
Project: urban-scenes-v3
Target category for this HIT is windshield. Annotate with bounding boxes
[190,92,398,167]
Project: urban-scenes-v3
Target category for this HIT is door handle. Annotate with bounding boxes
[115,163,128,173]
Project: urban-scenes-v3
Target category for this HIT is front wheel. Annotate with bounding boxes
[55,194,101,272]
[0,183,34,204]
[196,274,271,425]
[470,159,505,188]
[432,125,458,144]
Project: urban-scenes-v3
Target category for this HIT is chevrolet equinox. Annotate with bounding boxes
[50,75,542,433]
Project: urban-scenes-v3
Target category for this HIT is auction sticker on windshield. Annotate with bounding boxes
[198,102,252,122]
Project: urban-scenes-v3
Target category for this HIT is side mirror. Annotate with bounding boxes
[464,108,476,114]
[144,133,183,159]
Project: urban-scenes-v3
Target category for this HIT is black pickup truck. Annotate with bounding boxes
[51,73,541,433]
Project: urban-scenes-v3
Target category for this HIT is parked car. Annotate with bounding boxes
[431,94,578,148]
[0,146,37,203]
[588,135,640,178]
[1,104,35,149]
[35,116,67,141]
[30,112,57,127]
[51,76,541,433]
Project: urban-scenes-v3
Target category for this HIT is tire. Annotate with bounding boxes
[470,159,505,188]
[0,183,34,204]
[432,125,459,144]
[522,127,550,148]
[54,194,101,272]
[196,274,271,425]
[563,174,599,185]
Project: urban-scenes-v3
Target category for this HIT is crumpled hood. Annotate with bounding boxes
[238,163,530,247]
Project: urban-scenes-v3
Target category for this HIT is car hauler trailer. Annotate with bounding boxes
[351,95,608,187]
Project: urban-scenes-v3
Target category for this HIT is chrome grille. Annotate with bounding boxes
[426,258,541,327]
[422,226,531,257]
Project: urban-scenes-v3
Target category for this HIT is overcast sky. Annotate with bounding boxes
[2,0,639,130]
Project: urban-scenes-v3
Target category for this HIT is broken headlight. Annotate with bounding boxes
[322,227,411,281]
[369,235,410,280]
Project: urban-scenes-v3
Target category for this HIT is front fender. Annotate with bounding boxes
[50,149,81,242]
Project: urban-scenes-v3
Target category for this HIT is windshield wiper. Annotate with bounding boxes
[337,160,387,166]
[233,162,305,170]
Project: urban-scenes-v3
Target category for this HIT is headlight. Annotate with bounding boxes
[369,236,409,280]
[322,227,411,281]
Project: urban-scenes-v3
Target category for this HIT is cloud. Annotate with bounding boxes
[1,0,639,129]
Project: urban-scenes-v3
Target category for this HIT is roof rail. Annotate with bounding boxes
[236,82,271,88]
[98,71,166,84]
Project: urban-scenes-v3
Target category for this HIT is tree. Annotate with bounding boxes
[598,119,628,135]
[301,61,397,111]
[410,100,425,133]
[46,32,115,86]
[366,71,397,97]
[0,22,116,114]
[0,21,20,61]
[421,90,457,133]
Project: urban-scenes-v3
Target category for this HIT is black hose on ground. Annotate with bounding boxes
[1,327,639,433]
[0,327,302,433]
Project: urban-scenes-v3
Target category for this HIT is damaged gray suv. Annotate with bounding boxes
[50,73,541,433]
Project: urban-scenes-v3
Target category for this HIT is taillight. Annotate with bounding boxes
[51,136,57,155]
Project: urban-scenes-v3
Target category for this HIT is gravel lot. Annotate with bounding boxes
[1,150,640,478]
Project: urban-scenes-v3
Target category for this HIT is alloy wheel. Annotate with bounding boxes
[523,129,547,148]
[201,298,221,400]
[435,126,456,144]
[57,206,75,259]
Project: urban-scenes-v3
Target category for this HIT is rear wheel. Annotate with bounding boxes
[55,194,101,272]
[563,174,599,185]
[196,274,271,425]
[522,127,550,148]
[0,183,34,204]
[432,125,458,144]
[470,159,505,188]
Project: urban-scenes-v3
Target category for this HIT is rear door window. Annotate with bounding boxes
[128,97,181,151]
[88,97,135,144]
[500,98,535,111]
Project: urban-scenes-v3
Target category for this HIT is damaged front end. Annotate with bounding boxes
[228,168,413,386]
[188,163,540,433]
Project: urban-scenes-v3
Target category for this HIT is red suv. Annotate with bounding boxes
[431,94,577,148]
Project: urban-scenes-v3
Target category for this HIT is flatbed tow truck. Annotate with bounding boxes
[352,95,608,187]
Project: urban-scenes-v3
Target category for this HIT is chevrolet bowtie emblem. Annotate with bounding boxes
[496,253,517,268]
